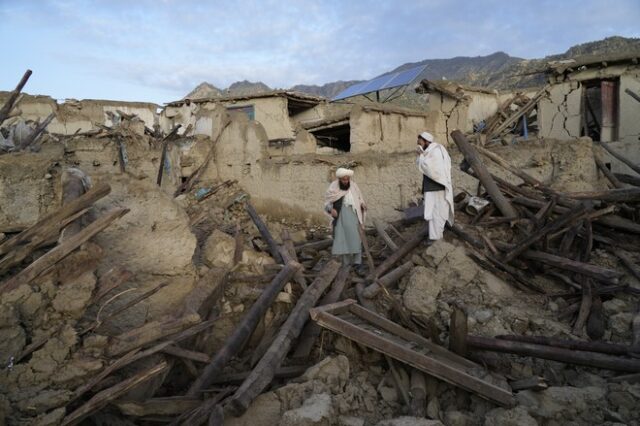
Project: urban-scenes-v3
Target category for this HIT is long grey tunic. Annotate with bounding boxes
[332,203,362,256]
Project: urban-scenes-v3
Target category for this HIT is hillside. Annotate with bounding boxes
[184,36,640,100]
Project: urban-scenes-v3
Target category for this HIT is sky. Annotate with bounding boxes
[1,0,639,104]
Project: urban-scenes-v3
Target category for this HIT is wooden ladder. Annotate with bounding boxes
[310,299,515,407]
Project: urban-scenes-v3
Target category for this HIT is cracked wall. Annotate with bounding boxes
[538,81,582,139]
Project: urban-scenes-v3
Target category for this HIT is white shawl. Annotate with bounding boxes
[324,180,366,225]
[417,142,455,226]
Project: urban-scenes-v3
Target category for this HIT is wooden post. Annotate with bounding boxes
[449,305,468,357]
[245,202,284,264]
[0,69,32,126]
[452,130,518,218]
[467,335,640,372]
[495,334,631,356]
[186,261,300,395]
[226,260,341,416]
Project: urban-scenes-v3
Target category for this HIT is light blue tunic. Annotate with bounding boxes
[332,202,362,265]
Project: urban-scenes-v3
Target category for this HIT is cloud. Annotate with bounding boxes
[1,0,639,102]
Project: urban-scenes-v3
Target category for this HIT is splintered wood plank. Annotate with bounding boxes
[61,361,169,426]
[310,301,515,407]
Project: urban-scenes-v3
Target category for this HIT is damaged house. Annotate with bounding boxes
[538,52,640,173]
[161,91,443,222]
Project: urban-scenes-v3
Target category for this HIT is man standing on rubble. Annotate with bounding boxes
[416,132,454,240]
[324,167,367,268]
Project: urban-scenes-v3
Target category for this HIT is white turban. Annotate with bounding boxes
[419,132,434,143]
[335,168,354,178]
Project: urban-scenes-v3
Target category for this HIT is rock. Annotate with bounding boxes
[443,410,473,426]
[473,309,494,324]
[15,389,72,415]
[280,393,334,426]
[0,325,26,365]
[403,266,441,318]
[375,417,444,426]
[483,406,538,426]
[225,392,282,426]
[338,416,365,426]
[426,397,440,420]
[603,298,632,316]
[517,386,606,422]
[379,385,398,403]
[299,355,350,394]
[609,312,633,337]
[204,229,235,269]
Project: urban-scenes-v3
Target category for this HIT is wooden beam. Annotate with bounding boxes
[502,204,587,263]
[293,264,351,359]
[61,361,169,426]
[495,334,631,356]
[452,130,518,218]
[0,181,111,269]
[0,69,32,125]
[186,261,301,395]
[597,141,640,176]
[0,207,128,295]
[362,261,413,298]
[245,202,284,264]
[369,225,426,280]
[374,219,399,251]
[467,335,640,372]
[226,260,341,416]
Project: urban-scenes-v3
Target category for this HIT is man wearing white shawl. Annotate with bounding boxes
[416,132,454,240]
[324,167,367,266]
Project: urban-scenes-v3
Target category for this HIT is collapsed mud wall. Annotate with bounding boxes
[0,92,159,135]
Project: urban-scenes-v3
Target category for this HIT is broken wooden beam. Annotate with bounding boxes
[362,260,413,298]
[245,202,284,264]
[449,305,468,357]
[207,365,310,386]
[597,141,640,176]
[226,259,341,416]
[467,335,640,372]
[451,130,518,218]
[293,264,351,359]
[0,207,128,295]
[0,69,32,126]
[280,228,307,289]
[615,173,640,187]
[369,225,426,280]
[61,361,169,426]
[374,219,399,251]
[310,300,515,406]
[16,112,56,151]
[495,334,631,356]
[115,397,201,418]
[0,181,111,271]
[509,376,548,392]
[595,152,624,189]
[564,187,640,203]
[186,261,301,395]
[156,124,181,186]
[502,204,587,263]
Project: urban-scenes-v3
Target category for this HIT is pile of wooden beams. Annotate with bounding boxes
[447,130,640,372]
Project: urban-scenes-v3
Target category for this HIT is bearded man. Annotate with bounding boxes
[324,167,367,266]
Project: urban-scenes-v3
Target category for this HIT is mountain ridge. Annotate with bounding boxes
[185,36,640,99]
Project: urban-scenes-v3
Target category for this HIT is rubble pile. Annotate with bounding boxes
[1,70,640,426]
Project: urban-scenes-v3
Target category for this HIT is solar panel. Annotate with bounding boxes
[332,64,427,101]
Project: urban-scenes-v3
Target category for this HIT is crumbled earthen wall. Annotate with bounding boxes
[538,81,582,140]
[0,92,159,135]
